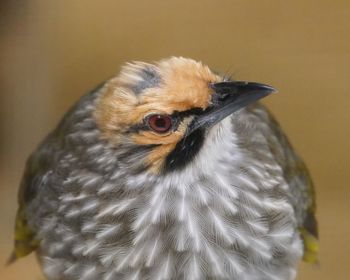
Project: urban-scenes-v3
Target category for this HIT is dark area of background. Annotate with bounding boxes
[1,1,349,279]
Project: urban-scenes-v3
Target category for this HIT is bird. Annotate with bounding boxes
[10,57,318,280]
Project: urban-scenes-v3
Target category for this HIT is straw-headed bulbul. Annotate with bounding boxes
[11,57,318,280]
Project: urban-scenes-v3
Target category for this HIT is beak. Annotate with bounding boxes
[189,81,276,132]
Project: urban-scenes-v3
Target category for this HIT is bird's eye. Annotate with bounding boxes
[147,114,173,133]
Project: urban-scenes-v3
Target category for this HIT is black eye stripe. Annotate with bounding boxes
[126,107,204,134]
[171,108,204,119]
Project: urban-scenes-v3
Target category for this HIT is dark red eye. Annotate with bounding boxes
[147,114,173,133]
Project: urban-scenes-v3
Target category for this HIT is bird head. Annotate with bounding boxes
[94,57,274,173]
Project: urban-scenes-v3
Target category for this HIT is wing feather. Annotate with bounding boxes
[243,103,319,263]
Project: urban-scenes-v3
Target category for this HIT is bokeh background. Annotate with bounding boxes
[1,1,349,279]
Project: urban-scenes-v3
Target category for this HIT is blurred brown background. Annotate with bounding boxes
[0,0,349,279]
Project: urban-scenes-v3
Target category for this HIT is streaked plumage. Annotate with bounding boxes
[11,57,318,279]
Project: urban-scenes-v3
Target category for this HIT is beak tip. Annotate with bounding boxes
[267,86,278,94]
[251,83,277,95]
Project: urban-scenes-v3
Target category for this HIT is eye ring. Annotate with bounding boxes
[146,114,173,133]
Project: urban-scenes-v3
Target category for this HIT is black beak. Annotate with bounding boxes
[189,81,276,132]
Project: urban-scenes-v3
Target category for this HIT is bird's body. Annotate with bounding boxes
[12,57,318,280]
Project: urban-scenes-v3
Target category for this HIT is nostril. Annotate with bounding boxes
[210,82,239,96]
[218,92,230,101]
[211,92,231,107]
